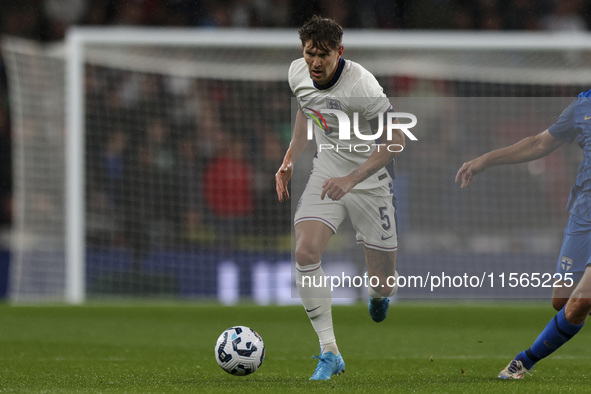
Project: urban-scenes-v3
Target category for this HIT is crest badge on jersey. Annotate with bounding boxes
[560,256,573,271]
[326,98,342,111]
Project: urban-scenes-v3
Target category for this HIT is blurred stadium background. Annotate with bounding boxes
[1,0,591,303]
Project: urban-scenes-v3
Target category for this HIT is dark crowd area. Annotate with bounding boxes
[1,0,590,234]
[2,0,591,40]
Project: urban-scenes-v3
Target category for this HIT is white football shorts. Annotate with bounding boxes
[294,173,398,251]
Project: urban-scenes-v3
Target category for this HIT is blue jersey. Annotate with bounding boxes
[548,89,591,220]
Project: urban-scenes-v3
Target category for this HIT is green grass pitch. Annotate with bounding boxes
[0,302,590,393]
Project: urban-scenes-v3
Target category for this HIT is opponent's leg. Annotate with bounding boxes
[551,281,577,311]
[499,265,591,379]
[551,214,590,311]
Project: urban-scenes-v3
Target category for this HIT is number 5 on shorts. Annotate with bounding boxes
[379,206,391,230]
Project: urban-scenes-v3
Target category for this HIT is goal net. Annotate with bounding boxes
[3,29,591,302]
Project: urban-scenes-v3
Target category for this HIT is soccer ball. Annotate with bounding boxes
[214,326,265,376]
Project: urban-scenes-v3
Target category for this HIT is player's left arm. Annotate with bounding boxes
[320,113,404,201]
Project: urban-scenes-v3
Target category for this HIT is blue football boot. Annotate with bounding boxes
[309,352,345,380]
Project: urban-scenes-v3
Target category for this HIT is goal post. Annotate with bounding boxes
[65,30,85,304]
[62,27,305,304]
[4,28,591,303]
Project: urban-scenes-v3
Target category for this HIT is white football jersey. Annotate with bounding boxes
[288,57,394,189]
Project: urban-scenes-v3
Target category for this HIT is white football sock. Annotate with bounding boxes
[296,261,339,355]
[368,270,399,299]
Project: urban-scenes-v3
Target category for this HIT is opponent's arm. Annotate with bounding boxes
[276,107,310,202]
[320,116,405,201]
[455,129,564,189]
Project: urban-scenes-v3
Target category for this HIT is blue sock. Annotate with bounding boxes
[515,307,584,370]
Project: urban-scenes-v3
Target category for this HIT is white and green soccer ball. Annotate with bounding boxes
[214,326,265,376]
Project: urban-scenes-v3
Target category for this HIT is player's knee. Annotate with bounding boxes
[564,296,591,324]
[552,297,568,312]
[568,293,591,311]
[552,282,577,311]
[294,244,322,266]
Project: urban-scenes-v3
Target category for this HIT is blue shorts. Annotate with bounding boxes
[556,214,591,282]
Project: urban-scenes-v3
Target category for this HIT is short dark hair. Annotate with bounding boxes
[298,15,343,52]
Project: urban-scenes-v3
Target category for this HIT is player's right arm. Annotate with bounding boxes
[455,129,564,189]
[276,107,310,202]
